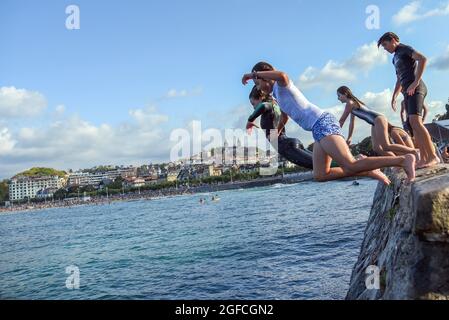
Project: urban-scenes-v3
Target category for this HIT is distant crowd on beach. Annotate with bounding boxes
[0,185,197,214]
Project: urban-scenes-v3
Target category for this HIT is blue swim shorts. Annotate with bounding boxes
[312,112,344,142]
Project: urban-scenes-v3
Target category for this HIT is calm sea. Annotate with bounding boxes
[0,179,377,300]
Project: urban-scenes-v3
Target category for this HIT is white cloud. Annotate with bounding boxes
[129,106,169,127]
[165,87,203,99]
[348,42,389,69]
[55,104,65,116]
[427,100,446,120]
[0,103,174,179]
[393,1,449,26]
[298,42,388,90]
[0,128,16,153]
[429,45,449,70]
[298,62,356,90]
[0,86,47,118]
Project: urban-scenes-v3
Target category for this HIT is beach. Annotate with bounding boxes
[0,172,314,214]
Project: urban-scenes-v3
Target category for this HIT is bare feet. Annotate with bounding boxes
[368,169,391,185]
[418,157,441,169]
[403,154,416,183]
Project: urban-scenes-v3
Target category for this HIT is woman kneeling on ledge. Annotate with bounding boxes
[337,86,419,159]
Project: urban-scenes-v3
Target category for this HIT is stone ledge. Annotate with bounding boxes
[346,164,449,300]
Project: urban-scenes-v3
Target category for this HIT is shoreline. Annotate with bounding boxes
[1,172,314,214]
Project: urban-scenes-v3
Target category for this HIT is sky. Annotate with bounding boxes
[1,0,449,179]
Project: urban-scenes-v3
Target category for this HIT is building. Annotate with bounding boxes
[208,165,222,177]
[166,169,181,182]
[238,164,259,174]
[143,176,160,185]
[9,176,65,201]
[36,187,59,200]
[123,177,145,188]
[67,167,136,187]
[177,169,191,182]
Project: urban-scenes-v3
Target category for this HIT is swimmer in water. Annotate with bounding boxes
[242,62,416,184]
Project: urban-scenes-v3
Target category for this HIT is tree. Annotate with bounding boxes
[15,167,66,178]
[109,176,124,189]
[81,185,97,193]
[351,137,375,156]
[67,185,81,194]
[434,98,449,121]
[53,188,68,200]
[0,180,9,202]
[307,143,314,152]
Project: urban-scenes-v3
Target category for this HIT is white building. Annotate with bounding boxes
[67,167,137,187]
[9,176,65,201]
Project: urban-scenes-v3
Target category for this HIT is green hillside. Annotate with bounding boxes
[14,167,67,178]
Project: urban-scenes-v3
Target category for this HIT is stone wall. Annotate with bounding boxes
[346,164,449,300]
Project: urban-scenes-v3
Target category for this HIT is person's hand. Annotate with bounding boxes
[406,81,419,96]
[246,121,257,135]
[346,138,352,146]
[391,98,397,112]
[242,73,254,85]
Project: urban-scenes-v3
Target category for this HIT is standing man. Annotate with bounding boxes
[378,32,440,168]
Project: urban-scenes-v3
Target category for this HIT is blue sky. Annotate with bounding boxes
[1,0,449,178]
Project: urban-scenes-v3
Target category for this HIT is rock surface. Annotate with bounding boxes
[346,164,449,300]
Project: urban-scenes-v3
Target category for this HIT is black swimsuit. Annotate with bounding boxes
[248,102,337,169]
[351,105,382,126]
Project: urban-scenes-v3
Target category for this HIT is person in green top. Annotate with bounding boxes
[247,86,340,169]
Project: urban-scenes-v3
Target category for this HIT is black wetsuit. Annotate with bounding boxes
[351,105,382,126]
[393,44,427,116]
[248,102,314,169]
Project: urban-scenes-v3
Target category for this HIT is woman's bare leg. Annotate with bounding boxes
[319,135,416,182]
[403,133,415,149]
[372,126,395,156]
[313,138,391,184]
[374,117,417,156]
[390,131,406,147]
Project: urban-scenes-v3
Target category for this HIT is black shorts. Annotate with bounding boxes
[402,81,427,116]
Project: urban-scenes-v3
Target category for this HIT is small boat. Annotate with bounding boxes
[352,181,360,186]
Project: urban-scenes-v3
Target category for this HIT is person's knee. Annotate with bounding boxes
[381,142,393,151]
[409,116,422,129]
[373,144,383,154]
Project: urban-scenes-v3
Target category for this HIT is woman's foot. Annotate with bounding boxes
[418,157,441,169]
[403,154,416,183]
[368,169,391,185]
